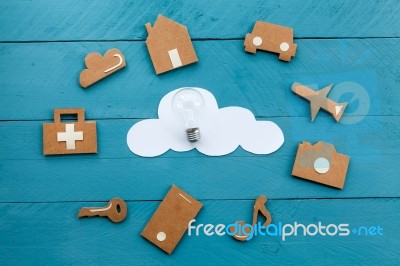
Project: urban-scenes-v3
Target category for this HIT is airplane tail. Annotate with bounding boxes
[332,102,347,122]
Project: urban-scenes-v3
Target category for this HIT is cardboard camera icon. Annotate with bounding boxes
[292,141,350,189]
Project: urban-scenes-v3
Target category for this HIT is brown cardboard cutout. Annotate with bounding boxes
[244,21,297,61]
[79,48,126,88]
[145,15,198,74]
[292,83,348,122]
[230,195,272,241]
[141,185,202,254]
[43,108,97,155]
[292,141,350,189]
[78,198,127,223]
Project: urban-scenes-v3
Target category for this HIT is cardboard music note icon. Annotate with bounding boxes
[229,195,272,241]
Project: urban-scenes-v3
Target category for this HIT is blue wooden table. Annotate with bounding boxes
[1,1,399,265]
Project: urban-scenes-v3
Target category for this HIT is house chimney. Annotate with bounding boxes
[145,23,152,34]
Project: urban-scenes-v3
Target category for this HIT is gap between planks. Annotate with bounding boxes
[1,114,399,123]
[1,36,400,44]
[0,196,398,205]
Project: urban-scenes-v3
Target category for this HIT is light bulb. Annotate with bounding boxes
[171,88,206,143]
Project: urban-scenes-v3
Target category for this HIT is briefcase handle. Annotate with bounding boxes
[53,108,85,124]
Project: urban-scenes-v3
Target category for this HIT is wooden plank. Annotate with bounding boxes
[1,0,400,41]
[0,116,398,160]
[0,39,398,121]
[0,153,398,202]
[1,115,398,202]
[1,198,398,265]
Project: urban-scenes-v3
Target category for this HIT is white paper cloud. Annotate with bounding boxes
[127,88,284,157]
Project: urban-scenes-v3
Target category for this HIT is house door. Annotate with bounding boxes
[168,48,183,68]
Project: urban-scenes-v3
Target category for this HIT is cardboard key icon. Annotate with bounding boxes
[77,198,127,223]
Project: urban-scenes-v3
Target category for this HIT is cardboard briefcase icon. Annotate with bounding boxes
[43,108,97,155]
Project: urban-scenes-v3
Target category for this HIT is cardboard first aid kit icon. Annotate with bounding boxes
[43,108,97,155]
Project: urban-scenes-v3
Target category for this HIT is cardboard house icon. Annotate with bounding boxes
[145,15,198,74]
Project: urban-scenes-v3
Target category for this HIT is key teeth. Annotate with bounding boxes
[77,207,103,218]
[77,208,91,218]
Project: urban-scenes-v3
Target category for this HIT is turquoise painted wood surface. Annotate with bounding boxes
[0,39,399,120]
[0,1,399,265]
[1,0,400,40]
[1,199,399,265]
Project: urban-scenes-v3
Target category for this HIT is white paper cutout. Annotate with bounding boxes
[127,88,284,157]
[57,124,84,150]
[314,157,330,174]
[335,105,343,115]
[168,49,183,68]
[104,54,124,73]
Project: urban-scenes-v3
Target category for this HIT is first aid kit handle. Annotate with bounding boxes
[54,108,85,124]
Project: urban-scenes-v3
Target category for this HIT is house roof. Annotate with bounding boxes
[146,15,188,42]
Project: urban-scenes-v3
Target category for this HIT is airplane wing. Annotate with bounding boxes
[310,100,321,122]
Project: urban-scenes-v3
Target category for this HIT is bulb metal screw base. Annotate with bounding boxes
[186,128,200,143]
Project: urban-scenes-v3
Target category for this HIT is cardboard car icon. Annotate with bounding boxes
[244,21,297,61]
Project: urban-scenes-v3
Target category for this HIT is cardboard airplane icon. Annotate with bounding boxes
[292,83,347,122]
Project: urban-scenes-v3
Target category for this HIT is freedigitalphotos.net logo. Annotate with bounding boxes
[188,220,383,241]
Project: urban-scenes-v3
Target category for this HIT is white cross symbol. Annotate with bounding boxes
[57,124,84,150]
